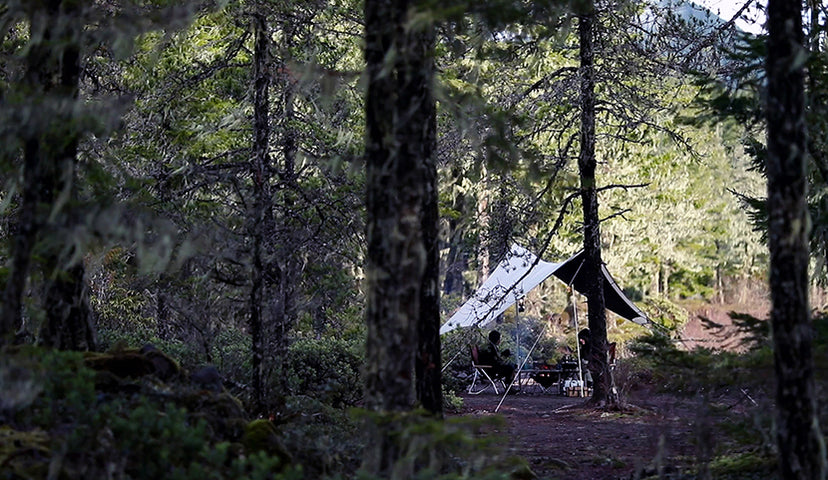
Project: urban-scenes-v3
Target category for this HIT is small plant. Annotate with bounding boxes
[708,450,778,479]
[280,395,363,478]
[442,386,464,413]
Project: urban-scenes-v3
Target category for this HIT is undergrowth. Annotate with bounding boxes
[0,346,535,480]
[621,310,828,480]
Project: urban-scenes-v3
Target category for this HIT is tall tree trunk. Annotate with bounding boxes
[577,1,614,407]
[363,0,435,473]
[488,189,513,265]
[442,180,467,296]
[40,265,96,350]
[806,0,828,186]
[414,21,442,416]
[1,139,42,343]
[0,1,61,343]
[156,279,171,340]
[766,0,827,477]
[477,192,491,282]
[0,0,95,350]
[38,0,95,351]
[273,21,298,390]
[249,11,271,415]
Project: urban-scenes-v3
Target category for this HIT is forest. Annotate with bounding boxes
[0,0,826,478]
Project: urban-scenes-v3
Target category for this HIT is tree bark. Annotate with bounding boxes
[40,265,96,350]
[1,137,42,343]
[363,0,437,473]
[577,1,614,407]
[766,0,827,477]
[273,20,298,390]
[477,193,491,282]
[249,10,271,415]
[414,22,442,417]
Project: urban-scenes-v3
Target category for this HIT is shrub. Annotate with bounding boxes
[284,335,363,407]
[280,395,363,477]
[443,386,464,413]
[354,409,531,480]
[6,347,97,427]
[210,326,252,393]
[3,346,301,480]
[440,329,475,394]
[668,267,716,300]
[641,296,689,332]
[627,332,776,396]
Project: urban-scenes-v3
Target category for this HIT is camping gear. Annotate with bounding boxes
[563,379,591,397]
[530,366,558,389]
[441,243,648,409]
[528,359,578,390]
[468,345,507,395]
[440,244,648,335]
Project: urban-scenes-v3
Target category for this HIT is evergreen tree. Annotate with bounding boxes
[575,0,615,406]
[362,0,440,472]
[766,0,827,476]
[415,16,443,416]
[0,1,198,348]
[249,6,271,416]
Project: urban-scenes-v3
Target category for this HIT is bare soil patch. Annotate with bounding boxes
[678,302,770,351]
[451,389,703,480]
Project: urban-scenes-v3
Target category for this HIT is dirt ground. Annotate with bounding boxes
[445,301,774,479]
[452,388,704,480]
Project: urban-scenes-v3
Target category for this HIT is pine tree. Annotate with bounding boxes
[362,0,440,473]
[576,0,614,407]
[766,0,827,476]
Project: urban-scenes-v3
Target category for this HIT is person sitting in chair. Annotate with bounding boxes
[478,330,516,383]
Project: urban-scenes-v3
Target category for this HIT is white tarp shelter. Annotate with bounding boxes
[440,243,648,335]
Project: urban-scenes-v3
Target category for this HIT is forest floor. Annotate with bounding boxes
[449,301,777,480]
[453,389,686,480]
[453,385,760,480]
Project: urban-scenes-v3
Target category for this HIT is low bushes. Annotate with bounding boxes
[1,346,297,480]
[284,336,363,408]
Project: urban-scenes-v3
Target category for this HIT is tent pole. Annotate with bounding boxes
[566,259,587,398]
[495,319,549,412]
[441,347,464,373]
[516,295,520,375]
[571,288,585,397]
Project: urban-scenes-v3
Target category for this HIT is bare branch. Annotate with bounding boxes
[595,182,649,193]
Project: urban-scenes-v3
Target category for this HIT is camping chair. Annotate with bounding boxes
[468,345,506,395]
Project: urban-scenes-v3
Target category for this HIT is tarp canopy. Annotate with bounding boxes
[440,244,648,334]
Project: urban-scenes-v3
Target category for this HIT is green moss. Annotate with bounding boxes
[0,426,51,479]
[709,451,777,477]
[83,351,156,378]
